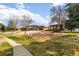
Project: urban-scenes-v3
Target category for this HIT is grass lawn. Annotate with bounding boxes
[5,32,79,56]
[6,34,35,45]
[0,42,13,56]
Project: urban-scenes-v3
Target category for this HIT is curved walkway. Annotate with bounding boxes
[4,37,33,56]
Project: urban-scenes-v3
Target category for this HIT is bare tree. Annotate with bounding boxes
[21,15,32,34]
[50,5,68,31]
[7,15,18,30]
[7,19,16,35]
[7,15,19,35]
[11,15,18,31]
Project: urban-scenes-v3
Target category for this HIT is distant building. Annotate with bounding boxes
[44,27,48,30]
[28,25,44,30]
[19,25,47,31]
[49,21,64,31]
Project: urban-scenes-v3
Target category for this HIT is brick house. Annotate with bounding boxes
[20,25,46,31]
[28,25,44,30]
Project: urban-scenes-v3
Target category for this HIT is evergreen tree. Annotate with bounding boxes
[65,3,79,31]
[0,23,6,31]
[7,20,16,31]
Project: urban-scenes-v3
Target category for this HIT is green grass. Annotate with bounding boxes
[6,34,35,45]
[0,42,13,56]
[24,35,79,56]
[5,33,79,56]
[63,32,79,35]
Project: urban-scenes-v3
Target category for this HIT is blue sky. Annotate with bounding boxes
[0,3,51,17]
[25,3,51,17]
[0,3,64,27]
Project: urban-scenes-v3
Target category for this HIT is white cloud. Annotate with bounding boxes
[0,4,49,26]
[0,4,8,9]
[18,8,49,26]
[49,3,65,11]
[53,3,64,6]
[16,3,25,9]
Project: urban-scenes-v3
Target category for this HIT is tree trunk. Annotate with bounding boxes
[58,24,61,31]
[71,29,73,32]
[25,27,27,34]
[25,26,28,34]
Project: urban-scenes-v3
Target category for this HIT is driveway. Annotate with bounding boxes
[4,30,40,35]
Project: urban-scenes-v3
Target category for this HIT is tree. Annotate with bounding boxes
[7,20,16,31]
[21,15,32,34]
[65,3,79,31]
[0,23,6,32]
[50,5,68,31]
[65,20,76,31]
[10,15,18,30]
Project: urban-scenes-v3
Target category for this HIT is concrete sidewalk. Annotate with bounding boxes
[4,37,33,56]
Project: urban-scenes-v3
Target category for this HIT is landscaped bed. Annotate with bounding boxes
[0,42,13,56]
[5,32,79,56]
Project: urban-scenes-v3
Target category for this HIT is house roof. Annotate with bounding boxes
[49,21,58,25]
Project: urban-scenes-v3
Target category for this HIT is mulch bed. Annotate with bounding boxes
[32,33,50,39]
[31,32,67,39]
